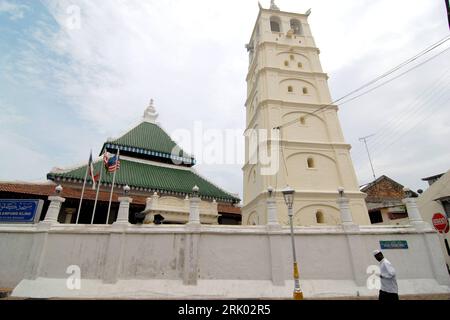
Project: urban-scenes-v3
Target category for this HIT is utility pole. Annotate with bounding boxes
[446,0,450,29]
[359,134,377,181]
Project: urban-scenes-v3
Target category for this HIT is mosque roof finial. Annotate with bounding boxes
[270,0,280,11]
[143,98,159,124]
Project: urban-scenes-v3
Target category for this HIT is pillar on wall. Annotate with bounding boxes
[188,186,201,225]
[42,185,65,225]
[266,186,280,227]
[337,187,359,231]
[403,187,429,231]
[114,197,132,225]
[183,186,201,285]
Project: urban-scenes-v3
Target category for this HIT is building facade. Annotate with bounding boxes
[242,4,370,226]
[360,175,414,226]
[45,101,240,225]
[418,170,450,269]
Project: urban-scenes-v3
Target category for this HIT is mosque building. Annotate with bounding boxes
[1,100,241,225]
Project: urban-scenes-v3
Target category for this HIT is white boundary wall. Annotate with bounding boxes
[1,223,449,299]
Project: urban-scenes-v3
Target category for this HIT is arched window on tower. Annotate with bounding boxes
[270,16,282,32]
[300,117,306,125]
[307,157,315,168]
[290,19,302,35]
[316,210,325,224]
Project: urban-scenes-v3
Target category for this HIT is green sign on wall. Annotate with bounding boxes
[380,240,409,250]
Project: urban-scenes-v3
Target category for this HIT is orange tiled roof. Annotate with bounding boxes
[0,182,241,215]
[0,182,147,205]
[217,203,241,215]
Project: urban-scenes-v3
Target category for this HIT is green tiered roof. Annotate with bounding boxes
[48,101,239,203]
[102,122,195,165]
[48,159,238,202]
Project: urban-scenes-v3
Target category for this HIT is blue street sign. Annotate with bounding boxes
[0,200,44,224]
[380,240,409,250]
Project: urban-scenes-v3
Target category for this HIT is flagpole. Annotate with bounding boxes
[76,153,90,225]
[91,157,104,225]
[106,149,120,224]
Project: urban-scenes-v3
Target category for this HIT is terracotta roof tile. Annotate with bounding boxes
[0,183,241,216]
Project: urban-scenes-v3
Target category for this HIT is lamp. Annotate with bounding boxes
[281,185,303,300]
[192,185,199,198]
[268,186,274,198]
[338,187,345,198]
[55,185,63,194]
[282,185,295,210]
[124,185,130,195]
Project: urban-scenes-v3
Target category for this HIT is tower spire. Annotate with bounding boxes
[270,0,280,11]
[143,99,159,124]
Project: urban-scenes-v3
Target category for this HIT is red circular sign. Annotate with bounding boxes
[432,213,449,233]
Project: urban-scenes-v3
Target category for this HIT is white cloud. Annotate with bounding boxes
[0,132,53,181]
[0,100,28,125]
[0,0,28,20]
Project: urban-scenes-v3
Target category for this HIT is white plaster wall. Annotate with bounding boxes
[1,223,449,298]
[197,234,272,280]
[288,234,353,280]
[0,231,34,287]
[120,233,183,280]
[40,233,109,279]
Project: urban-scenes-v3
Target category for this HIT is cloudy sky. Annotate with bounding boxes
[0,0,449,199]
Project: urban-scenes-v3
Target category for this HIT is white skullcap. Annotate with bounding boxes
[373,249,382,256]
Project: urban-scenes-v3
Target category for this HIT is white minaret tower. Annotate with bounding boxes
[242,3,370,226]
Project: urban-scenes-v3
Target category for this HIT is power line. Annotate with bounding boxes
[332,36,450,106]
[352,86,450,163]
[372,94,450,158]
[350,67,450,162]
[352,85,450,164]
[353,93,450,183]
[352,79,450,159]
[277,35,450,130]
[338,46,450,106]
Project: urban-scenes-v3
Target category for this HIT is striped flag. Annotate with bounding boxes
[106,149,120,224]
[103,152,121,173]
[88,151,99,190]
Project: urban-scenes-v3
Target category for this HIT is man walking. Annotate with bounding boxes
[373,249,399,300]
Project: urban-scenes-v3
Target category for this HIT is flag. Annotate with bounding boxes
[103,152,121,173]
[88,151,100,189]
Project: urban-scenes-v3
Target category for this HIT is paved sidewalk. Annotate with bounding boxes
[2,293,450,300]
[313,293,450,300]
